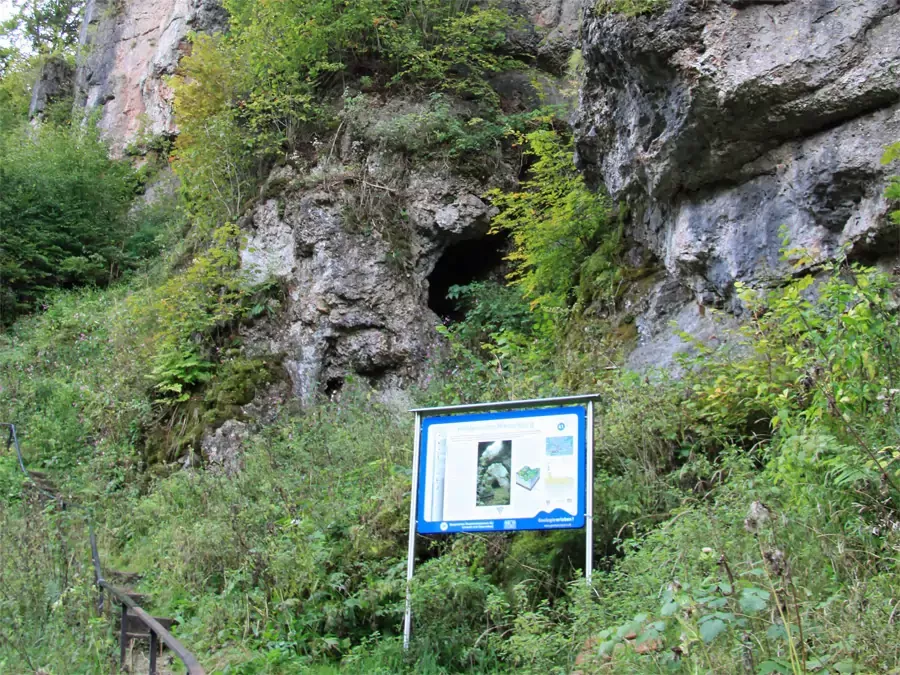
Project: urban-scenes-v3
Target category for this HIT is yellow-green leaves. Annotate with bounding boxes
[486,126,614,314]
[883,142,900,225]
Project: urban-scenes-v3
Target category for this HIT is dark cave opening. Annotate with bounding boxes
[427,233,510,323]
[323,376,344,399]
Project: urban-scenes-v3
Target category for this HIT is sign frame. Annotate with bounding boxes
[402,394,598,650]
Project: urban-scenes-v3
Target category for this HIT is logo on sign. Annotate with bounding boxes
[440,522,448,532]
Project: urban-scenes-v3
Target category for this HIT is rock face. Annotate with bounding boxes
[240,105,510,402]
[74,0,226,151]
[201,420,249,476]
[507,0,585,69]
[29,56,76,119]
[576,0,900,367]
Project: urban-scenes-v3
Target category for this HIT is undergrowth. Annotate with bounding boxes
[5,246,900,672]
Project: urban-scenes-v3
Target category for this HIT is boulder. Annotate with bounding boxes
[201,420,249,476]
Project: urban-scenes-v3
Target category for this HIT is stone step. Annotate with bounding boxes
[106,569,143,585]
[123,611,174,640]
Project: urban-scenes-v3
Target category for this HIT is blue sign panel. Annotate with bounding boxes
[416,406,587,534]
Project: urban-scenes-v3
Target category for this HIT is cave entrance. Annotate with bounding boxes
[427,233,509,322]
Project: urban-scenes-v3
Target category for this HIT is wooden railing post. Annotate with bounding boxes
[5,423,206,675]
[149,631,158,675]
[119,603,128,670]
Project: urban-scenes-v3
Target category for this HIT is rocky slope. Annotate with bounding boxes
[576,0,900,367]
[62,0,900,386]
[61,0,585,402]
[239,133,508,404]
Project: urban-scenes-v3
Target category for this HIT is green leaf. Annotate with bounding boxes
[758,660,791,674]
[698,617,727,643]
[766,624,787,640]
[739,587,770,613]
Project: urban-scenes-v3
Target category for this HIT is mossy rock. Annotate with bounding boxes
[141,355,284,465]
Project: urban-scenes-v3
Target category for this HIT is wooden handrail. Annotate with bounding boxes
[3,423,206,675]
[100,580,206,674]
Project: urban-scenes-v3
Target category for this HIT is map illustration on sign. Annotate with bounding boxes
[515,466,540,491]
[416,406,586,533]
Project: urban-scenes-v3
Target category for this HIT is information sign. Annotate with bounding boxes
[402,394,598,650]
[415,407,586,533]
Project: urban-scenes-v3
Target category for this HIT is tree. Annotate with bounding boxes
[0,121,138,322]
[0,0,85,55]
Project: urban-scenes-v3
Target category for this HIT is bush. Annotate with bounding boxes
[171,0,525,224]
[884,142,900,225]
[444,281,535,349]
[0,121,140,322]
[486,124,615,314]
[595,0,669,17]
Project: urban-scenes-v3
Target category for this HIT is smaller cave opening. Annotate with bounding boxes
[427,233,510,323]
[323,376,344,399]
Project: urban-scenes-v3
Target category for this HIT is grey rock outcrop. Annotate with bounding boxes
[241,107,509,402]
[507,0,585,70]
[575,0,900,367]
[74,0,226,152]
[29,56,76,119]
[201,420,249,476]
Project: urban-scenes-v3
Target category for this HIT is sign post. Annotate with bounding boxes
[403,394,599,649]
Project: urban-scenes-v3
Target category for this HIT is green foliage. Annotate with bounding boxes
[170,34,267,229]
[685,260,900,506]
[386,4,523,104]
[3,35,900,673]
[5,260,900,672]
[444,281,536,350]
[0,500,116,673]
[487,124,616,313]
[347,94,535,167]
[139,223,276,403]
[0,55,33,131]
[883,142,900,226]
[595,0,669,17]
[171,0,525,225]
[0,120,143,322]
[0,0,85,54]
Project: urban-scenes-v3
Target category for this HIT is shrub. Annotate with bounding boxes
[444,281,535,349]
[170,0,525,225]
[486,124,615,314]
[139,224,275,403]
[595,0,669,17]
[883,141,900,225]
[0,121,139,322]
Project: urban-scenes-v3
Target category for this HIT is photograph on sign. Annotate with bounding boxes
[415,406,586,534]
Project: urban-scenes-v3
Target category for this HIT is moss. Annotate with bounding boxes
[595,0,669,17]
[201,355,281,424]
[141,355,283,464]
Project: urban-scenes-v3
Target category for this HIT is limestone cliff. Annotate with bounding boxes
[575,0,900,367]
[63,0,900,389]
[73,0,226,151]
[61,0,586,403]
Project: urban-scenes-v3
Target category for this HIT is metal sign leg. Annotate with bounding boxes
[403,413,422,650]
[586,400,594,585]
